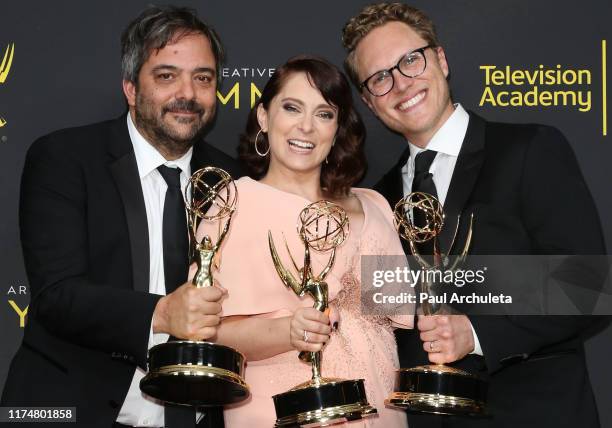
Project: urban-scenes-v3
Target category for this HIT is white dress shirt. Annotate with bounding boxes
[401,104,483,356]
[116,113,193,427]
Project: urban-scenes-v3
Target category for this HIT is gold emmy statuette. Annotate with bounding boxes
[269,201,377,427]
[385,191,487,416]
[140,167,249,407]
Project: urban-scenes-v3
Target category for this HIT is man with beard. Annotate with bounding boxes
[1,6,238,428]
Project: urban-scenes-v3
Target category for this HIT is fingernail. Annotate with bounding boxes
[333,322,338,330]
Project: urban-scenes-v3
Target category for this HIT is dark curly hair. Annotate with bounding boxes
[239,55,366,198]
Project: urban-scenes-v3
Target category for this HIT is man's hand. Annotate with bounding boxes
[152,283,227,340]
[418,314,474,364]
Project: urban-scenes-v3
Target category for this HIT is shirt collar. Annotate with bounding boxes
[408,103,469,160]
[127,112,193,179]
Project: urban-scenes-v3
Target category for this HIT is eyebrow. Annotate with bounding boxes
[151,65,216,76]
[378,48,422,72]
[281,97,337,111]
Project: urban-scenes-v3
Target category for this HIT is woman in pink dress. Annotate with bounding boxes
[198,56,412,427]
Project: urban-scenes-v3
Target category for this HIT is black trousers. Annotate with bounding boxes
[113,406,225,428]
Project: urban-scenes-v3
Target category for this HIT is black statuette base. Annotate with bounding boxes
[273,378,377,427]
[140,340,249,407]
[386,366,487,416]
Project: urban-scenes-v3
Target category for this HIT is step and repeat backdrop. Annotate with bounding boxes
[1,0,611,424]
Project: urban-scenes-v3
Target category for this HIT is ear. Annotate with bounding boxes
[122,80,137,107]
[435,46,450,79]
[256,103,268,132]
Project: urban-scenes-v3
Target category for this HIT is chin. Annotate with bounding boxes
[282,160,320,174]
[168,124,202,140]
[300,165,323,174]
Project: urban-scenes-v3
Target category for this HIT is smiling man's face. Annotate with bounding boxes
[355,21,454,147]
[123,32,218,158]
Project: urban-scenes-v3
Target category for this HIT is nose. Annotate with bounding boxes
[391,67,414,93]
[298,113,314,133]
[176,75,196,100]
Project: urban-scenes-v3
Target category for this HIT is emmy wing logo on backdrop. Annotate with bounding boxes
[479,40,608,136]
[0,43,15,128]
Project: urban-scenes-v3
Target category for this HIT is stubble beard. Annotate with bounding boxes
[134,92,213,159]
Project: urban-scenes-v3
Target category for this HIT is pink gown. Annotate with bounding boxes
[197,177,411,428]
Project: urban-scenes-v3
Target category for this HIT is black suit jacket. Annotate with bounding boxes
[375,112,606,428]
[1,116,240,427]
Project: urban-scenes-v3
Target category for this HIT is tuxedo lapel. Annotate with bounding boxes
[375,146,410,208]
[191,140,206,172]
[191,140,242,179]
[439,112,486,254]
[383,166,405,210]
[375,146,411,254]
[107,117,150,293]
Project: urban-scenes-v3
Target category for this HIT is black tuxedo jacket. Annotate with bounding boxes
[375,112,606,428]
[1,116,240,427]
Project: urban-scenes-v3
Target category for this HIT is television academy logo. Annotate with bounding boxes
[0,42,15,128]
[478,40,608,137]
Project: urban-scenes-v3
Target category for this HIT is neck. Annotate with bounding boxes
[405,102,455,149]
[260,164,325,202]
[149,140,190,161]
[150,141,190,161]
[407,134,431,149]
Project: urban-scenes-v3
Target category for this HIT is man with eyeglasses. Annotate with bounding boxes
[342,3,604,428]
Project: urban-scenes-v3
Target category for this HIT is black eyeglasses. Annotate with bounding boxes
[360,45,433,97]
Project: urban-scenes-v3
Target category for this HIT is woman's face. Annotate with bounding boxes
[257,72,338,176]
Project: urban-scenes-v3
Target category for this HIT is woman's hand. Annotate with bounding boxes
[290,307,333,352]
